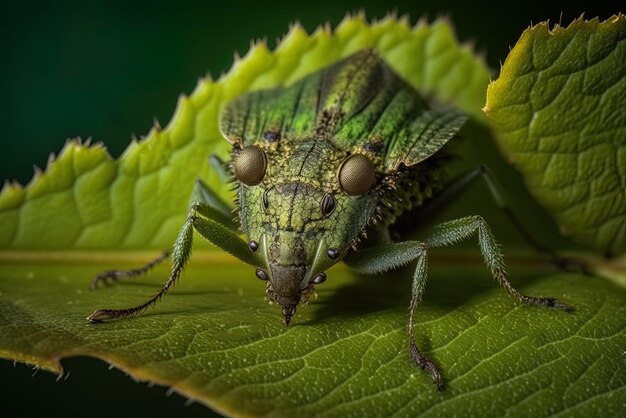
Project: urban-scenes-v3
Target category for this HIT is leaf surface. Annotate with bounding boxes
[485,15,626,255]
[0,259,623,417]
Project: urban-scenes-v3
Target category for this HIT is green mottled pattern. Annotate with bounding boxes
[237,139,377,282]
[221,51,468,292]
[220,50,468,174]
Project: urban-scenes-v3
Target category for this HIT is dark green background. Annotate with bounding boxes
[0,1,618,417]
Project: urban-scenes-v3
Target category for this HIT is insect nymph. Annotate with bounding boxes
[88,49,572,389]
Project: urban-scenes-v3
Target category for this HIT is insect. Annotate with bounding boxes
[87,49,573,390]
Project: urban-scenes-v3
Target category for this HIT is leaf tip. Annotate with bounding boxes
[415,16,429,29]
[383,9,398,21]
[233,50,241,64]
[250,37,268,51]
[152,117,162,131]
[46,152,56,169]
[352,9,367,21]
[338,10,364,29]
[312,21,332,36]
[397,12,411,27]
[288,20,304,33]
[0,179,24,199]
[434,13,452,26]
[31,165,43,183]
[462,38,477,54]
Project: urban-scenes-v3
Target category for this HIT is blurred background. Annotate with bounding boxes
[0,0,618,416]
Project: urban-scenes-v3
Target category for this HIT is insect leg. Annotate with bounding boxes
[209,154,231,183]
[90,178,236,289]
[87,215,194,322]
[423,215,574,311]
[90,249,171,289]
[191,178,238,230]
[344,241,443,390]
[413,166,587,273]
[87,180,252,322]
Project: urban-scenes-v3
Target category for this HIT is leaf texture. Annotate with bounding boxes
[485,15,626,255]
[0,261,623,417]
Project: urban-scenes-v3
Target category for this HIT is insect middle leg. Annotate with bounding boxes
[87,179,257,323]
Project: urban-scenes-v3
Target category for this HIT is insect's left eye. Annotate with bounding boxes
[320,193,336,217]
[233,145,267,186]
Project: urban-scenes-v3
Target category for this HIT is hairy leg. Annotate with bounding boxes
[344,241,442,389]
[87,181,260,323]
[90,179,236,289]
[422,215,573,311]
[87,217,194,322]
[405,165,587,273]
[90,249,171,289]
[344,216,572,390]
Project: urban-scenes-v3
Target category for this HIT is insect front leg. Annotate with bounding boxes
[343,241,443,389]
[87,179,259,323]
[422,215,574,311]
[90,178,237,289]
[87,212,194,322]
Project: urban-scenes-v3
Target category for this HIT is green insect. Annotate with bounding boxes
[87,49,573,390]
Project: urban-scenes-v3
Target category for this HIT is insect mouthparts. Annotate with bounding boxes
[282,306,296,326]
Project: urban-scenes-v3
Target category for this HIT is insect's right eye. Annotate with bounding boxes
[233,145,267,186]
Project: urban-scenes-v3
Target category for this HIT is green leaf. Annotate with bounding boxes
[0,258,624,416]
[0,15,490,250]
[485,15,626,255]
[3,14,624,417]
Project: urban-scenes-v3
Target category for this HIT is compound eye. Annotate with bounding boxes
[338,154,376,196]
[233,145,267,186]
[320,193,336,217]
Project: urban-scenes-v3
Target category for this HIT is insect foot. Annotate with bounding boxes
[518,294,575,313]
[87,309,115,323]
[411,341,444,391]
